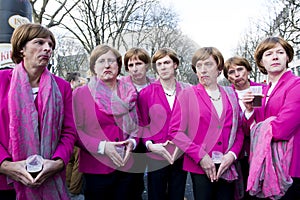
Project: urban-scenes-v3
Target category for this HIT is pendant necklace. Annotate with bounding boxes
[165,88,176,97]
[209,94,221,101]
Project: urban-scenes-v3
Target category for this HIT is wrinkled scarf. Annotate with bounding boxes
[247,116,293,199]
[223,86,243,200]
[8,62,68,200]
[219,86,239,181]
[88,76,138,138]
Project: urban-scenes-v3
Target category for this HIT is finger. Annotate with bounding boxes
[172,147,179,161]
[113,153,124,167]
[216,164,225,179]
[207,169,214,182]
[162,150,173,164]
[123,148,131,164]
[212,165,217,181]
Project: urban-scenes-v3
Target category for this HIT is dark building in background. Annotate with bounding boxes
[0,0,32,68]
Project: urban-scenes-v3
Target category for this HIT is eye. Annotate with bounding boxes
[228,70,235,75]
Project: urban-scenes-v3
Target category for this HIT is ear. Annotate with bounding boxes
[174,63,178,70]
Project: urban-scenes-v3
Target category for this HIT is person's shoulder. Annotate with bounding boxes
[118,75,131,82]
[178,81,192,88]
[0,68,13,76]
[73,84,89,95]
[53,74,70,86]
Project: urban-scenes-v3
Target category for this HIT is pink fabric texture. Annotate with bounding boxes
[220,87,239,181]
[247,116,293,199]
[88,76,138,138]
[138,80,190,161]
[8,62,68,199]
[168,84,244,176]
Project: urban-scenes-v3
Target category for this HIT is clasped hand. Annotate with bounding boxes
[0,158,64,187]
[199,153,235,182]
[148,140,178,164]
[104,140,133,167]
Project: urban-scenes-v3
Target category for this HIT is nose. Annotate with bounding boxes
[272,53,279,60]
[44,43,52,52]
[132,65,138,71]
[234,70,240,76]
[104,62,111,68]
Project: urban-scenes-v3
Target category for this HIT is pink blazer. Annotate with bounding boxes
[169,84,244,174]
[245,71,300,178]
[138,80,189,160]
[72,85,136,174]
[0,69,76,190]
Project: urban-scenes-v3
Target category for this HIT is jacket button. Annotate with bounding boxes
[115,138,119,142]
[217,141,222,145]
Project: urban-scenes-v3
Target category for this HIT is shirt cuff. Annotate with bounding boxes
[97,141,106,155]
[128,138,137,150]
[228,151,237,160]
[145,140,153,150]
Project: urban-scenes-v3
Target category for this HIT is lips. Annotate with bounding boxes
[40,55,50,60]
[271,63,281,66]
[103,71,112,74]
[235,78,243,83]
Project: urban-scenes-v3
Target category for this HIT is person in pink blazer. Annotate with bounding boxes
[243,37,300,199]
[72,44,139,200]
[223,56,265,199]
[0,23,76,200]
[138,48,190,200]
[169,47,244,200]
[120,47,156,200]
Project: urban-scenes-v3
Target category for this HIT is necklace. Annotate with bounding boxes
[209,93,221,101]
[165,89,176,97]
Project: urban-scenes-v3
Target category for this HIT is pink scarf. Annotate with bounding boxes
[219,86,239,181]
[8,62,68,200]
[88,76,138,139]
[247,116,293,199]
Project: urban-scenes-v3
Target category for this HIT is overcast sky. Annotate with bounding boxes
[162,0,268,59]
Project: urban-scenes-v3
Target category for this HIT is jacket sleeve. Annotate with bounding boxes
[52,81,77,166]
[72,87,102,154]
[270,80,300,141]
[168,89,207,164]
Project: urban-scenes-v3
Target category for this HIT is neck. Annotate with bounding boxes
[160,77,176,91]
[204,83,218,92]
[236,81,250,91]
[104,80,117,91]
[132,76,148,86]
[268,69,286,83]
[25,67,44,88]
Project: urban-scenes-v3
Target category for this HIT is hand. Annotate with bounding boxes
[242,91,255,112]
[0,160,34,186]
[162,140,179,162]
[104,141,126,167]
[122,140,134,165]
[216,152,235,180]
[148,142,174,164]
[199,154,216,182]
[34,158,64,186]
